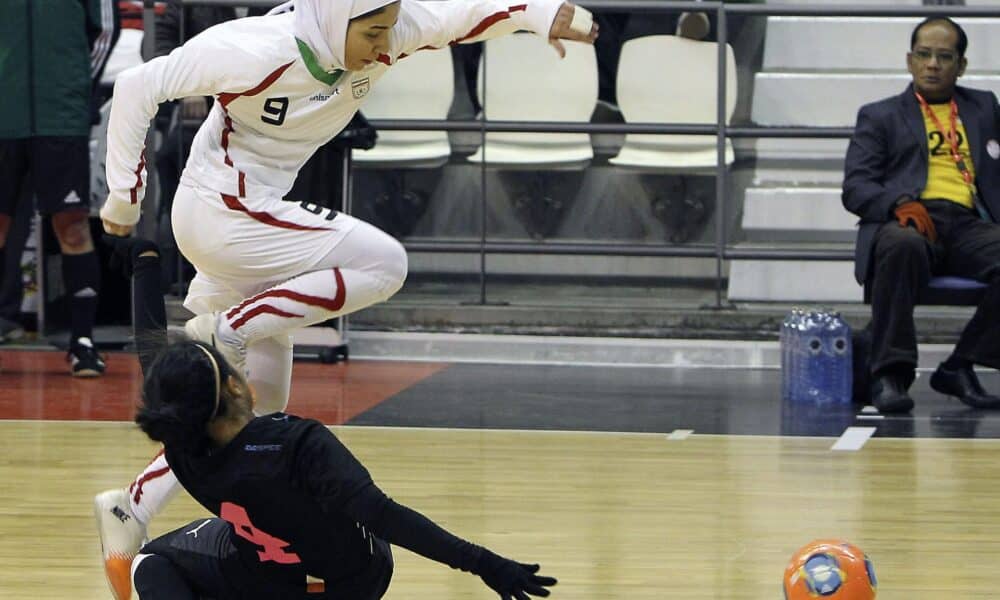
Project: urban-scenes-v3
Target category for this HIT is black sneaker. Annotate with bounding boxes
[68,337,106,377]
[0,316,24,344]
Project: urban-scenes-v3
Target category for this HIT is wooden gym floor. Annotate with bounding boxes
[2,349,1000,599]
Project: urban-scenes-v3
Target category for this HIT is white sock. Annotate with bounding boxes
[219,267,401,346]
[127,450,181,526]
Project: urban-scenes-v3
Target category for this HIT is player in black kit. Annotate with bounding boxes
[103,235,557,600]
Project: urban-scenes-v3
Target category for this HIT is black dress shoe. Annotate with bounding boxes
[870,374,914,414]
[930,364,1000,409]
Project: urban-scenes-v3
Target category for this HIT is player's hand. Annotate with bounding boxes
[102,217,134,237]
[548,2,598,58]
[477,549,557,599]
[894,200,937,242]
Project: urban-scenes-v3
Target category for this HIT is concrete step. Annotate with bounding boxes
[751,73,1000,127]
[752,138,849,162]
[751,158,847,187]
[165,292,978,352]
[728,258,860,302]
[763,17,1000,73]
[343,331,968,371]
[741,187,856,241]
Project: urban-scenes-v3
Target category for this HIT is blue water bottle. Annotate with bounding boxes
[797,309,853,403]
[783,308,853,404]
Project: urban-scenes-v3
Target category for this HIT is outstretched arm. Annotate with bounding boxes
[389,0,597,62]
[101,25,282,236]
[103,235,167,377]
[295,422,557,598]
[346,486,558,598]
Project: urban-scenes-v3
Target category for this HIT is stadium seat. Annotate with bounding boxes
[610,36,737,171]
[352,48,454,238]
[467,33,597,167]
[923,276,989,306]
[353,48,454,167]
[863,275,989,307]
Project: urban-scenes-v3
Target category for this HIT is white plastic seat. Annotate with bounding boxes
[353,48,454,167]
[468,33,597,168]
[100,28,144,86]
[610,36,737,171]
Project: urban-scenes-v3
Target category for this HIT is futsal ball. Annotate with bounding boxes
[783,539,877,599]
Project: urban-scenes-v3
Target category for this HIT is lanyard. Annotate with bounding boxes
[915,92,977,197]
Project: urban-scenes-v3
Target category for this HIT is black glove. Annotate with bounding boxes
[102,234,160,278]
[476,549,557,600]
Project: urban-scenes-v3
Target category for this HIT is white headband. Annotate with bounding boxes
[194,345,222,420]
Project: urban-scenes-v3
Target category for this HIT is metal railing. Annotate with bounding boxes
[162,1,1000,307]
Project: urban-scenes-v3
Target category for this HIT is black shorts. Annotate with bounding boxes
[0,137,90,216]
[141,518,394,600]
[140,518,244,600]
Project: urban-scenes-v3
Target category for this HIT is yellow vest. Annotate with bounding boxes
[920,103,976,209]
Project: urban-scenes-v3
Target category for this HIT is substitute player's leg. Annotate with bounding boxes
[37,137,105,376]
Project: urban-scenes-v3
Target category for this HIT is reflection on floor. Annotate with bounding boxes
[3,349,999,440]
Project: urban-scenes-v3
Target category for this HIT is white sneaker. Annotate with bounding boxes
[94,489,147,600]
[184,311,248,378]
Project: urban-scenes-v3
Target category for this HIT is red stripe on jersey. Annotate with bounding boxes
[129,149,146,204]
[215,62,293,193]
[230,304,304,331]
[238,171,246,197]
[219,194,332,231]
[221,116,234,167]
[218,62,295,108]
[454,4,527,44]
[226,268,346,321]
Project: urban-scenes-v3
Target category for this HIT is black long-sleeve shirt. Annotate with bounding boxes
[165,415,484,596]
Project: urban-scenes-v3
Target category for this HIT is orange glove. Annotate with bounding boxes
[894,200,937,242]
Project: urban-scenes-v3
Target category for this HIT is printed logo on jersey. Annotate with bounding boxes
[309,88,340,102]
[63,190,82,205]
[245,444,283,452]
[351,77,370,99]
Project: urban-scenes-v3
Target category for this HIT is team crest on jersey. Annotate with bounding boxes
[351,77,370,99]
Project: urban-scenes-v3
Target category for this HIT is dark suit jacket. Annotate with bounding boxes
[842,83,1000,284]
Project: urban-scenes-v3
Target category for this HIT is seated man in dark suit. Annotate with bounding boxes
[843,17,1000,414]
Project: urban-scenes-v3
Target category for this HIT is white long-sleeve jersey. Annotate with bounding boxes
[102,0,561,226]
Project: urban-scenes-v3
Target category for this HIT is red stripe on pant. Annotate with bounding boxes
[129,448,171,505]
[230,304,303,331]
[226,268,347,322]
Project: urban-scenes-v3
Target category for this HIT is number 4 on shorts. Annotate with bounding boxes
[221,501,302,564]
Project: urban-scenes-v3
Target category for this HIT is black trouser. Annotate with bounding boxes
[870,200,1000,376]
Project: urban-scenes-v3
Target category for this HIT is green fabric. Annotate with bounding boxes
[296,38,344,87]
[0,0,95,138]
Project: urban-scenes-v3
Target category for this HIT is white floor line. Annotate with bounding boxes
[856,414,885,421]
[831,426,877,451]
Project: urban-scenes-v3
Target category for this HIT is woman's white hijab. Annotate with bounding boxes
[269,0,398,71]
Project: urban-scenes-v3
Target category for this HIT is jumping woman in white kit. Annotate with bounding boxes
[94,1,597,599]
